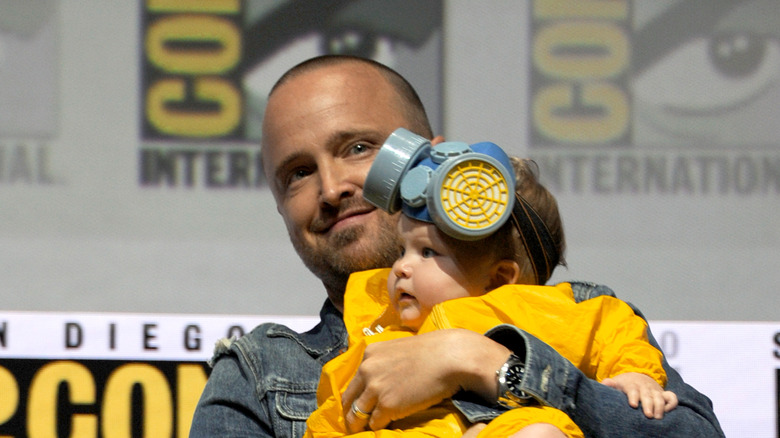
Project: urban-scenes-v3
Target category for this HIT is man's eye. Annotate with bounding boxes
[422,248,437,258]
[350,143,370,155]
[294,168,310,179]
[285,168,311,187]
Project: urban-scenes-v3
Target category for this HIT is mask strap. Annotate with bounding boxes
[510,193,559,285]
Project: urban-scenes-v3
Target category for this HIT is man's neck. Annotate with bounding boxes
[325,285,345,313]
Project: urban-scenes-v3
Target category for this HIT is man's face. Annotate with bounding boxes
[261,63,410,303]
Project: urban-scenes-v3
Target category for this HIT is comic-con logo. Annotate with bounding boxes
[529,0,780,195]
[0,1,60,185]
[139,0,443,189]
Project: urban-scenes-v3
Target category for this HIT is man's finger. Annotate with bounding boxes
[342,372,366,414]
[346,398,374,433]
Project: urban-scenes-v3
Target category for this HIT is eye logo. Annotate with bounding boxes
[528,1,780,196]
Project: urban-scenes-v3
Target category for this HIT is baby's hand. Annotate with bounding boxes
[602,372,678,419]
[462,423,486,438]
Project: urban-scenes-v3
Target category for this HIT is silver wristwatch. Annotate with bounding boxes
[496,353,534,407]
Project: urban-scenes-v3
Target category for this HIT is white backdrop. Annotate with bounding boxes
[1,1,777,321]
[0,1,778,435]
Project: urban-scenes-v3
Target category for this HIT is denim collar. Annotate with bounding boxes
[266,298,347,359]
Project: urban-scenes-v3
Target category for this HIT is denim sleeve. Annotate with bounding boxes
[485,324,726,438]
[189,344,272,438]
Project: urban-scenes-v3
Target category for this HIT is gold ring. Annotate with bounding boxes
[351,402,371,420]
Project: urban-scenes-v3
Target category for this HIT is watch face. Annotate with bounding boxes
[506,363,525,393]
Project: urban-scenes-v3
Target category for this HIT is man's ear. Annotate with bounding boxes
[430,135,446,146]
[488,260,520,290]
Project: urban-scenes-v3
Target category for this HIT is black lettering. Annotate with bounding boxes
[568,155,588,193]
[9,144,32,183]
[110,323,116,350]
[764,156,780,193]
[228,151,250,186]
[226,325,244,339]
[615,155,639,193]
[643,155,668,193]
[694,156,728,194]
[734,155,758,194]
[36,145,56,184]
[65,322,83,349]
[0,321,6,347]
[140,148,177,186]
[592,155,611,193]
[205,151,224,187]
[0,142,60,185]
[140,148,266,189]
[185,324,201,351]
[774,332,780,359]
[180,150,199,186]
[535,155,564,192]
[659,331,679,359]
[255,151,266,187]
[671,156,694,194]
[143,323,158,350]
[527,152,780,195]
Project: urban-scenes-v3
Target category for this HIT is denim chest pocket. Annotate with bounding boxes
[270,390,318,438]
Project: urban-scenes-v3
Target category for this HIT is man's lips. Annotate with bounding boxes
[314,207,374,233]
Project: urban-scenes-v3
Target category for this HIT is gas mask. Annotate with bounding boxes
[364,128,560,284]
[364,127,516,241]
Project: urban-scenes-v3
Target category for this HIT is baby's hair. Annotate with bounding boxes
[443,158,566,285]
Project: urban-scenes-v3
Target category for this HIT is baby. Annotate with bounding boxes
[305,130,677,438]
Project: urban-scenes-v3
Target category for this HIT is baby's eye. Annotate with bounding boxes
[422,248,438,258]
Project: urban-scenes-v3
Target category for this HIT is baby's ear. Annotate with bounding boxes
[488,260,520,290]
[430,135,446,145]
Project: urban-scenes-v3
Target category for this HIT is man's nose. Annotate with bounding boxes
[319,162,357,206]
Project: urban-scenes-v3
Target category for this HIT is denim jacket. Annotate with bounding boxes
[455,282,725,438]
[189,282,724,438]
[190,299,347,438]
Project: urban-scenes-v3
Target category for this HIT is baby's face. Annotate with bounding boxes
[387,216,494,331]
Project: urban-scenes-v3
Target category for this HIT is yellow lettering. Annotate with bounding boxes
[147,78,241,137]
[146,15,241,75]
[102,363,172,438]
[28,361,97,438]
[534,0,628,19]
[176,364,208,438]
[534,21,628,79]
[533,82,628,143]
[147,0,240,13]
[0,366,19,434]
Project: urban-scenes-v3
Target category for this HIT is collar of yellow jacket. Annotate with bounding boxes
[342,268,576,344]
[342,268,403,345]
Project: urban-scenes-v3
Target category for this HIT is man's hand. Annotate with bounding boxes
[602,372,678,419]
[341,328,511,432]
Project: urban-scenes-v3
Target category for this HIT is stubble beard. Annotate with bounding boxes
[291,214,401,307]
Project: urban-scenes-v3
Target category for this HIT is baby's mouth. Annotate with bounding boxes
[398,292,415,302]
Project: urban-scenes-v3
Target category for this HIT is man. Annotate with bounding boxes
[189,55,724,438]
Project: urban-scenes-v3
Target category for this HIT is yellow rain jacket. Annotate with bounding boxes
[304,269,666,438]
